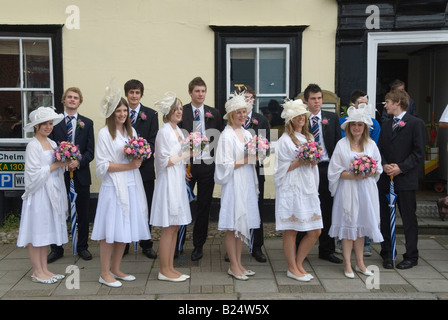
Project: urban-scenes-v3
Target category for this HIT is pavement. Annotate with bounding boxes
[1,192,448,303]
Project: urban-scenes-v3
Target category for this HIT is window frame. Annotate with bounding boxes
[0,25,63,146]
[226,43,290,113]
[210,25,308,118]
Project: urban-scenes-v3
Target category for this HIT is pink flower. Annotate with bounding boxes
[398,121,406,128]
[139,112,147,120]
[322,118,329,125]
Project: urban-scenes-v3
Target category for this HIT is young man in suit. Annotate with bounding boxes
[124,79,159,259]
[297,83,342,264]
[178,76,223,261]
[48,87,95,262]
[237,85,270,263]
[378,89,426,269]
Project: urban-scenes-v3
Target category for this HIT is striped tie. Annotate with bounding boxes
[194,108,202,133]
[130,109,137,125]
[66,115,75,142]
[244,117,250,129]
[392,117,399,133]
[312,116,320,143]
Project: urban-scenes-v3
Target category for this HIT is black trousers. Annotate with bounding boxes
[251,169,265,251]
[178,162,215,249]
[296,161,335,256]
[51,173,90,254]
[379,187,418,262]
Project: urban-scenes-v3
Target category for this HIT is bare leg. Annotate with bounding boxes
[159,226,182,278]
[353,237,366,271]
[28,245,52,281]
[110,242,127,277]
[283,230,305,277]
[225,231,244,276]
[99,240,116,283]
[296,229,321,275]
[341,239,354,274]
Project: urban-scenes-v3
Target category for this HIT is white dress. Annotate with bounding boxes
[273,132,323,231]
[328,137,384,242]
[91,126,151,244]
[214,125,260,247]
[17,138,68,247]
[150,122,192,227]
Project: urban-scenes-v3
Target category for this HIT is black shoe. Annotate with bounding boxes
[78,249,92,261]
[224,252,230,262]
[191,247,203,261]
[142,248,157,259]
[383,259,394,269]
[252,249,267,263]
[396,259,418,269]
[47,251,63,263]
[319,253,343,264]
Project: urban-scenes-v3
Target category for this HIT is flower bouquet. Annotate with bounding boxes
[296,140,323,163]
[53,141,82,162]
[245,135,269,156]
[182,132,210,152]
[123,137,152,160]
[349,155,378,177]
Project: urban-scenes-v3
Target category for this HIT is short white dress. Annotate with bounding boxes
[328,137,384,242]
[214,125,260,247]
[17,138,68,248]
[150,122,192,227]
[91,126,151,244]
[273,132,323,232]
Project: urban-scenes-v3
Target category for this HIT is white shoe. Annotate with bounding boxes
[286,270,310,282]
[228,269,249,281]
[31,275,58,284]
[355,266,373,276]
[158,272,187,282]
[243,269,256,276]
[305,273,314,280]
[51,274,65,281]
[99,276,122,288]
[344,271,355,279]
[111,273,136,281]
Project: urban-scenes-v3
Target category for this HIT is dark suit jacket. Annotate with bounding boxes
[50,114,94,186]
[132,104,158,181]
[378,113,426,191]
[179,104,223,157]
[314,110,341,159]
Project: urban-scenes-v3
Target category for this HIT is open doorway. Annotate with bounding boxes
[367,30,448,192]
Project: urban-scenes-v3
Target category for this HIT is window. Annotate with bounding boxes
[0,37,54,139]
[210,25,307,139]
[227,44,289,117]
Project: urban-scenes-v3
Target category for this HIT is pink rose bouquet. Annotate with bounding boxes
[53,141,82,162]
[182,132,210,152]
[296,140,323,163]
[245,135,269,156]
[123,137,152,160]
[349,154,378,177]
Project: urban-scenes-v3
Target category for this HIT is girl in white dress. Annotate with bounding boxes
[150,92,192,282]
[328,106,383,278]
[274,99,323,282]
[215,92,260,281]
[17,107,67,284]
[92,87,151,288]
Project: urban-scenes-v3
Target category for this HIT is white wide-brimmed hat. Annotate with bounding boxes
[99,84,122,118]
[341,105,373,130]
[24,107,64,132]
[154,92,177,115]
[280,98,310,123]
[223,91,252,120]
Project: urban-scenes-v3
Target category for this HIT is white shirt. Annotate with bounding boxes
[191,104,212,161]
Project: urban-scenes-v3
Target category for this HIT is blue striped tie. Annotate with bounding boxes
[194,108,202,133]
[66,115,75,142]
[130,109,137,125]
[312,116,320,143]
[392,117,399,133]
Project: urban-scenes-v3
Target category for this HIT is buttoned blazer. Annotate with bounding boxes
[132,104,158,181]
[378,113,426,191]
[309,110,341,159]
[179,104,223,158]
[50,114,94,186]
